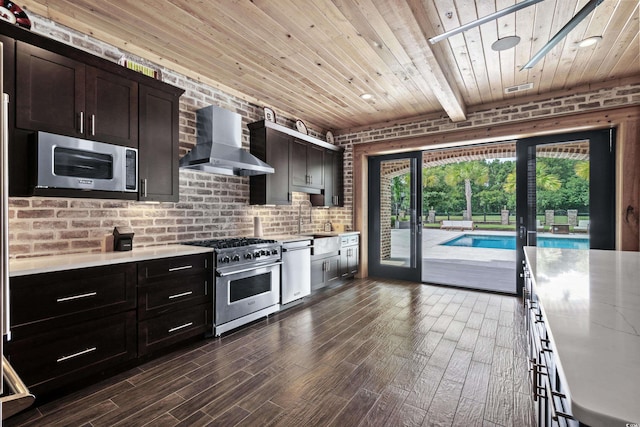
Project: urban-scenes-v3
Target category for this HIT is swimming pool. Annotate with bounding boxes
[440,234,589,250]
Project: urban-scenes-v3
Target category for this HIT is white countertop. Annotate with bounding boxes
[9,244,213,277]
[524,247,640,427]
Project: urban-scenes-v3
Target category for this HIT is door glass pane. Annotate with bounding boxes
[535,141,590,249]
[380,159,412,267]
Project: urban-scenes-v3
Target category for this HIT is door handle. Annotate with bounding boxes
[519,225,527,239]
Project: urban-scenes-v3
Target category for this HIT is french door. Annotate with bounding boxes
[515,129,616,296]
[368,152,422,281]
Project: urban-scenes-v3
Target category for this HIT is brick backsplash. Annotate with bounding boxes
[6,13,639,259]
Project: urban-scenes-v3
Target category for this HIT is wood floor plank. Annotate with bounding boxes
[207,405,250,427]
[327,388,380,427]
[5,279,533,427]
[423,378,463,426]
[358,385,408,426]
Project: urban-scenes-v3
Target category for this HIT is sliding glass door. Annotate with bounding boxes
[515,129,616,295]
[368,152,422,281]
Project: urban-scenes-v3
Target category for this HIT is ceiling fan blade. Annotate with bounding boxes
[521,0,605,70]
[429,0,544,44]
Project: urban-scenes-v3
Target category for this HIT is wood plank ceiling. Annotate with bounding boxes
[19,0,640,131]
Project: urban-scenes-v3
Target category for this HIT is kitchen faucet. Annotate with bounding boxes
[298,200,313,234]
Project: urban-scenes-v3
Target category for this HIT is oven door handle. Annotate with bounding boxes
[217,261,282,277]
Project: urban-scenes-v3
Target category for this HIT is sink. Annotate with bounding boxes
[310,235,340,255]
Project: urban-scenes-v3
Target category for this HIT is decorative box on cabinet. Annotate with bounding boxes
[5,263,137,395]
[137,253,212,356]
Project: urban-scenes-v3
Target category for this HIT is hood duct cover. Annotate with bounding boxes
[179,105,274,176]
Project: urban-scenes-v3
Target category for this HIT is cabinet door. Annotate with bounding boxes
[311,149,343,207]
[310,258,325,290]
[325,256,340,284]
[86,67,138,147]
[16,42,85,137]
[306,144,324,189]
[290,139,308,188]
[348,246,359,275]
[331,150,344,206]
[138,84,179,202]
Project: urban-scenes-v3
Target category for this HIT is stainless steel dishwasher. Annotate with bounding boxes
[281,239,311,306]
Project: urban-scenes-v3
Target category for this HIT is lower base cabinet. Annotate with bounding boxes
[6,252,213,400]
[6,311,136,396]
[138,304,211,356]
[311,254,340,291]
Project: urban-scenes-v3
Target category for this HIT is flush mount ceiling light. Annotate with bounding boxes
[521,0,605,70]
[491,36,521,51]
[578,35,602,47]
[429,0,544,44]
[360,93,373,100]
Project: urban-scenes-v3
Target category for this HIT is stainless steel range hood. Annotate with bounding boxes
[179,105,274,176]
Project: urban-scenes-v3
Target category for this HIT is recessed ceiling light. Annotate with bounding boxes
[491,36,521,51]
[360,93,373,100]
[577,35,602,47]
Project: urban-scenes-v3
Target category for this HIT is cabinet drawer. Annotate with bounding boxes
[138,253,210,283]
[5,311,136,394]
[138,304,211,356]
[341,234,359,246]
[10,263,136,331]
[138,272,211,319]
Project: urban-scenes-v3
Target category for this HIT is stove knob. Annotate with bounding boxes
[221,256,231,263]
[254,251,261,258]
[232,254,240,262]
[261,250,268,256]
[244,253,253,260]
[271,249,278,255]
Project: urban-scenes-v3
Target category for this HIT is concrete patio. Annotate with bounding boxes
[387,228,518,294]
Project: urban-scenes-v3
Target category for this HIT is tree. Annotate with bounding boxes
[575,161,589,181]
[444,161,489,220]
[503,160,562,211]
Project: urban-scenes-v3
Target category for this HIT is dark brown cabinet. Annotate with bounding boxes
[16,42,138,147]
[138,85,181,202]
[6,263,138,395]
[291,139,324,193]
[249,120,343,205]
[310,254,340,291]
[249,123,291,205]
[339,234,359,278]
[3,21,184,200]
[311,148,344,207]
[137,253,212,356]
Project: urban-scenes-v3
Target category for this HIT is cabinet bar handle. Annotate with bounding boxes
[91,114,96,136]
[57,347,97,363]
[168,322,193,333]
[56,291,97,303]
[141,178,148,198]
[548,384,575,421]
[168,291,193,300]
[78,111,84,134]
[168,265,193,272]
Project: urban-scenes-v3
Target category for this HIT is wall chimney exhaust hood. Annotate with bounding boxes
[179,105,274,176]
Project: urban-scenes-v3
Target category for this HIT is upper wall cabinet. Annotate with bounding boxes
[138,85,180,202]
[249,120,343,206]
[2,21,184,201]
[16,42,139,148]
[290,139,324,193]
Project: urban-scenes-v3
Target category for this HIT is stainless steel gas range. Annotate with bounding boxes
[184,238,281,336]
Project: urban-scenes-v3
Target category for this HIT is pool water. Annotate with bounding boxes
[441,234,589,250]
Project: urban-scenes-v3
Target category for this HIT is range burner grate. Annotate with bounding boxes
[184,237,277,249]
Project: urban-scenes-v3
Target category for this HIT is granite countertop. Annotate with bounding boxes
[524,247,640,427]
[9,244,213,277]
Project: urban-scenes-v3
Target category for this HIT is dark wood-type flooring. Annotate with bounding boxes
[6,278,534,426]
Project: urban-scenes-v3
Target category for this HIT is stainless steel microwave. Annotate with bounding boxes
[34,132,138,193]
